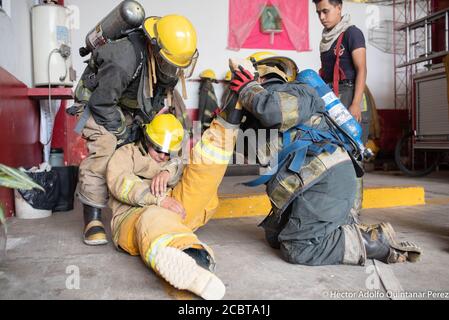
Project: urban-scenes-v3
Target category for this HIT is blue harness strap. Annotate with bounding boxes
[243,122,350,187]
[243,138,312,187]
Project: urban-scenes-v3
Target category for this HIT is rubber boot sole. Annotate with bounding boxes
[154,247,226,300]
[83,233,108,245]
[379,222,422,262]
[83,238,108,246]
[83,220,108,246]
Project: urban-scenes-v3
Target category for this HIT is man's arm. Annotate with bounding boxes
[238,81,322,132]
[349,47,367,122]
[88,41,137,137]
[106,146,163,207]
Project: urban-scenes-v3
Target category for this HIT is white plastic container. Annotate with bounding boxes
[31,3,73,87]
[14,190,52,219]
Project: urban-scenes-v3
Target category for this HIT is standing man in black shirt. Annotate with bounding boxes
[313,0,370,218]
[313,0,370,144]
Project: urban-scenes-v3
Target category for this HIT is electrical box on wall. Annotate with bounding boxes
[31,3,74,87]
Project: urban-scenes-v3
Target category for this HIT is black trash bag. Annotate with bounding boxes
[52,166,79,212]
[18,170,60,210]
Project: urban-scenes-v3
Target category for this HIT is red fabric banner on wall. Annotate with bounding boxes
[228,0,310,52]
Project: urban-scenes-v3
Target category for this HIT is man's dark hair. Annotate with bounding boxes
[312,0,343,5]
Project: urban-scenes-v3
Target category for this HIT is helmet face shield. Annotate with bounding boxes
[180,49,198,78]
[247,52,298,82]
[256,58,297,82]
[154,49,178,78]
[144,134,172,156]
[154,48,199,79]
[257,64,289,82]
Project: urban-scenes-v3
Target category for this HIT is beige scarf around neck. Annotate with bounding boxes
[320,14,353,53]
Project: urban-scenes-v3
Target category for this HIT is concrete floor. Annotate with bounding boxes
[1,171,448,300]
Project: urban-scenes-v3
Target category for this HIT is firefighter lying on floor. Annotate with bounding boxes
[229,52,423,266]
[105,89,244,299]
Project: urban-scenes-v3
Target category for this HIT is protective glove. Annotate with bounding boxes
[66,103,85,116]
[229,65,256,94]
[219,91,243,125]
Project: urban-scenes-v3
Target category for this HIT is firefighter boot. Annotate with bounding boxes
[83,204,108,245]
[184,247,214,271]
[153,247,226,300]
[359,222,422,264]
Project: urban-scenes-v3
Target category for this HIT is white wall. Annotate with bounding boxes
[0,0,35,86]
[1,0,395,109]
[0,9,16,75]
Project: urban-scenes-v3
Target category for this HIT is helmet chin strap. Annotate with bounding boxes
[179,69,188,100]
[147,43,157,98]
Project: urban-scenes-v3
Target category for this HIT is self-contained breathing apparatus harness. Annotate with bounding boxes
[70,29,176,148]
[243,110,364,188]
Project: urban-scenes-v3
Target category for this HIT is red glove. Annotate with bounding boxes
[229,65,255,94]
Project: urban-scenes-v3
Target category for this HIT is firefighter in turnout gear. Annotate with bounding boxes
[230,52,422,266]
[72,14,199,245]
[106,62,245,298]
[198,69,220,132]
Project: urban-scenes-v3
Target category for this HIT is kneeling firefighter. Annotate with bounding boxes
[71,9,198,245]
[229,52,422,266]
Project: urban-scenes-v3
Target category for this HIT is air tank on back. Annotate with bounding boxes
[297,69,373,160]
[79,0,145,57]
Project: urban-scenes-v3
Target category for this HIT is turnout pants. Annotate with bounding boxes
[78,116,117,208]
[264,161,358,266]
[111,117,239,270]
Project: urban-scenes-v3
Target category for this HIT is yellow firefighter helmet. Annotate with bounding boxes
[224,70,232,82]
[143,15,199,78]
[247,51,298,82]
[199,69,217,81]
[144,114,185,153]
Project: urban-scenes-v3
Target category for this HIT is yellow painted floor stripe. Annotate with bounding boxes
[362,186,425,209]
[425,197,449,206]
[213,194,270,219]
[213,186,426,219]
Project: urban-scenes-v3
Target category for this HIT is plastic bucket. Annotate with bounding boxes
[14,190,52,219]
